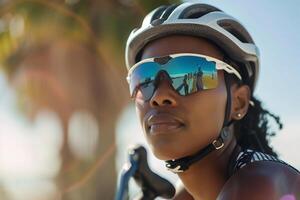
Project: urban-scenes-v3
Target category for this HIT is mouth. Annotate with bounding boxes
[146,113,185,135]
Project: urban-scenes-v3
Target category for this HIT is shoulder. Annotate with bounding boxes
[218,161,300,200]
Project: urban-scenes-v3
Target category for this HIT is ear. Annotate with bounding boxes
[231,84,251,120]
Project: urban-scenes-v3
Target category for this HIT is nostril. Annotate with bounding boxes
[163,99,172,105]
[151,99,172,106]
[152,101,159,106]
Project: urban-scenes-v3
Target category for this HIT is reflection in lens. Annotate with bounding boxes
[173,76,186,95]
[135,81,155,101]
[129,62,160,97]
[202,71,218,89]
[131,55,219,99]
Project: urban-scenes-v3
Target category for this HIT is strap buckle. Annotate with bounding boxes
[165,160,189,173]
[212,139,224,150]
[166,165,185,173]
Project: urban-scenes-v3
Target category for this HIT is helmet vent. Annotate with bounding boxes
[217,19,253,43]
[150,4,179,25]
[150,6,167,22]
[160,4,179,20]
[179,4,221,19]
[248,61,256,88]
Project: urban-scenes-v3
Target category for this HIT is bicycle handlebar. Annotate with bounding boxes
[115,145,175,200]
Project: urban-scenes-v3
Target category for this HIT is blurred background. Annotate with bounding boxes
[0,0,299,199]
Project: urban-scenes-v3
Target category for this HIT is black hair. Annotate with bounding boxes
[234,96,283,157]
[224,59,283,157]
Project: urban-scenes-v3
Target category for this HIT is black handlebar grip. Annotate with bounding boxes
[129,145,176,199]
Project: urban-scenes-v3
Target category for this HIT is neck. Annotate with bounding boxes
[177,137,238,200]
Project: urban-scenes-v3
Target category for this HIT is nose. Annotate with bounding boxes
[150,72,178,107]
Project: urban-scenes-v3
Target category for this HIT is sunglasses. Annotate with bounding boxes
[127,53,242,101]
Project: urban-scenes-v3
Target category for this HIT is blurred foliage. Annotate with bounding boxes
[0,0,180,199]
[0,0,181,73]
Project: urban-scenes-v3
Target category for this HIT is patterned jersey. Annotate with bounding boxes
[228,148,300,176]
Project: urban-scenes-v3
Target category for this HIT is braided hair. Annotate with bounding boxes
[234,97,283,157]
[224,56,283,157]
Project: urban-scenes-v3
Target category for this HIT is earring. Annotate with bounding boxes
[236,113,242,118]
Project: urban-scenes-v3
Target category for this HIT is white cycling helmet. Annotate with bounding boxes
[125,2,260,92]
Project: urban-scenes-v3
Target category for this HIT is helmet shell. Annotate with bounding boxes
[125,2,260,92]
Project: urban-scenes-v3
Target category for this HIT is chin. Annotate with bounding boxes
[149,142,190,161]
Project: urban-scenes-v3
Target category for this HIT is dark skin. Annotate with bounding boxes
[134,35,300,200]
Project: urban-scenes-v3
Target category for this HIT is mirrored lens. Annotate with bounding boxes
[129,55,218,100]
[135,80,155,100]
[165,55,218,94]
[129,62,160,97]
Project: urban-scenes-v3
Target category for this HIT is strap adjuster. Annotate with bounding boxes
[212,139,224,150]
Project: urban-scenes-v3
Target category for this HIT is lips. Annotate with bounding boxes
[146,113,185,135]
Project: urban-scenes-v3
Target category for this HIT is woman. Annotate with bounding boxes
[124,2,300,200]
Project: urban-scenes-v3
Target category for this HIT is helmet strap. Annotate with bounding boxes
[165,73,234,173]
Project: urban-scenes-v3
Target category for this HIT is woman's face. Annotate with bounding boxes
[135,35,230,160]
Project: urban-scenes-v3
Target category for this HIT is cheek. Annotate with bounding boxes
[187,82,227,140]
[135,99,148,132]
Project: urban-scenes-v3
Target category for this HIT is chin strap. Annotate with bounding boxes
[165,74,233,173]
[165,127,230,173]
